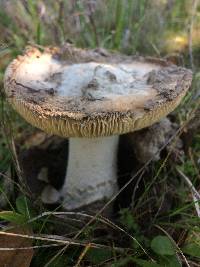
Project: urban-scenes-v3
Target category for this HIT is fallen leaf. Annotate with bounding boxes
[0,224,33,267]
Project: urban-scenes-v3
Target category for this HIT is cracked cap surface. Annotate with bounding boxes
[4,45,193,138]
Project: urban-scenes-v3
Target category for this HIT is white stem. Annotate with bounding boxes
[61,136,119,210]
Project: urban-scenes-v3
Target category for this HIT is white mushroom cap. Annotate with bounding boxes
[4,45,192,138]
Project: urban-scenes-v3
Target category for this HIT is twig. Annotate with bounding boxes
[176,168,200,217]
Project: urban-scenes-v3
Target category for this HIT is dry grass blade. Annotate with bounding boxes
[74,243,91,267]
[27,210,141,242]
[154,224,191,267]
[0,243,62,250]
[176,168,200,217]
[1,103,30,196]
[0,231,127,252]
[188,0,199,69]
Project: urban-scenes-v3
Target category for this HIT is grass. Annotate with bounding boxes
[0,0,200,266]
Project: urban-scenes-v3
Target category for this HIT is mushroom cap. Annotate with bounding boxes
[4,45,192,138]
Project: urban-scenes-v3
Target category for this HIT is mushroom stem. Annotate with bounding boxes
[61,136,119,210]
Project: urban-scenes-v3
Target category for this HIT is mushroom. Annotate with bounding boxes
[4,45,192,210]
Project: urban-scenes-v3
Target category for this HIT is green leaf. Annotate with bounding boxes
[119,208,139,231]
[132,259,161,267]
[151,236,175,256]
[0,211,26,224]
[110,257,133,267]
[86,248,112,265]
[160,255,182,267]
[16,196,33,219]
[182,243,200,258]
